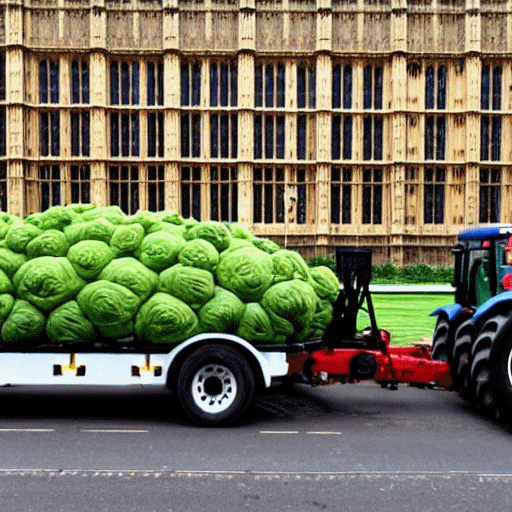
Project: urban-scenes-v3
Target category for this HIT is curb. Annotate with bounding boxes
[369,284,455,294]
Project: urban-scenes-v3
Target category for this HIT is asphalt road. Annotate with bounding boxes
[1,382,512,511]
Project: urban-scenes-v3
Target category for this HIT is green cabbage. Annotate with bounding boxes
[126,211,162,232]
[26,229,70,259]
[216,246,274,302]
[75,205,127,225]
[220,238,253,256]
[0,204,336,347]
[2,214,22,228]
[64,218,116,245]
[0,248,27,278]
[309,299,334,339]
[236,303,275,343]
[229,223,253,240]
[251,237,281,254]
[13,256,85,311]
[156,211,185,225]
[0,294,14,323]
[178,239,219,272]
[109,223,145,257]
[0,219,10,239]
[0,269,12,294]
[67,240,114,281]
[135,292,199,344]
[38,206,76,231]
[99,257,158,303]
[159,264,215,310]
[21,212,42,228]
[136,231,185,272]
[309,266,340,302]
[198,287,246,333]
[1,299,46,345]
[272,249,311,283]
[46,300,97,344]
[66,203,97,214]
[184,221,232,252]
[150,222,185,237]
[5,223,42,253]
[260,279,318,342]
[0,215,19,239]
[77,280,140,338]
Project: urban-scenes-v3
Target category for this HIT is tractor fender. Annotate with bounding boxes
[430,304,463,322]
[472,291,512,328]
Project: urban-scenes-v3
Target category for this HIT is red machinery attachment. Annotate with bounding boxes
[292,248,452,391]
[287,342,452,390]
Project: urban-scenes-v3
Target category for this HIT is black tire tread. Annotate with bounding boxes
[470,311,512,422]
[431,317,451,364]
[452,318,476,398]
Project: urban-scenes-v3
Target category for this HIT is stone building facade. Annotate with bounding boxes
[0,0,511,264]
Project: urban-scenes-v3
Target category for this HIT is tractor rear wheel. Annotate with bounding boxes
[452,318,476,399]
[470,310,512,422]
[494,334,512,419]
[431,317,451,364]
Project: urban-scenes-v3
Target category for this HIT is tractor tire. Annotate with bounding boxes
[493,326,512,420]
[451,318,476,399]
[431,317,451,364]
[177,343,255,427]
[470,310,512,422]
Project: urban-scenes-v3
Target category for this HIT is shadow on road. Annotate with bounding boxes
[0,383,338,426]
[0,381,510,434]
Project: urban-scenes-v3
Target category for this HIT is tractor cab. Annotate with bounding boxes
[453,225,512,309]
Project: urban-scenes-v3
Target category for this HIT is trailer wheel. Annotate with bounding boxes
[470,311,512,421]
[177,344,255,427]
[451,318,476,399]
[432,317,451,364]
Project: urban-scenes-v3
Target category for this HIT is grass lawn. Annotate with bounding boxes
[356,293,452,346]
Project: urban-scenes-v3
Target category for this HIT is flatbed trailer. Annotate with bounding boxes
[0,248,452,426]
[0,335,451,426]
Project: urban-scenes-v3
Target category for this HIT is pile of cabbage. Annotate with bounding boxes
[0,205,339,347]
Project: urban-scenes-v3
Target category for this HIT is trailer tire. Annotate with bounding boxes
[432,317,451,364]
[177,344,255,427]
[452,318,476,399]
[470,311,512,422]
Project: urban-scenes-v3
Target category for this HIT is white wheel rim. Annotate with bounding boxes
[507,349,512,387]
[191,363,238,414]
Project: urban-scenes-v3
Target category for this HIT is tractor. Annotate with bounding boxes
[431,224,512,421]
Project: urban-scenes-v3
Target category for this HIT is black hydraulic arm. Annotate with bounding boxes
[323,248,382,350]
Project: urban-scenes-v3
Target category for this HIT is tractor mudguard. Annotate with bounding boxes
[430,303,463,322]
[472,291,512,326]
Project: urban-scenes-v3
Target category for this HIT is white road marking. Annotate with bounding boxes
[0,429,55,432]
[259,430,342,435]
[80,429,149,433]
[259,430,299,434]
[0,428,345,435]
[306,431,342,435]
[0,469,511,479]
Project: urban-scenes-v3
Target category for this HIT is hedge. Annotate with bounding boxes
[308,257,453,285]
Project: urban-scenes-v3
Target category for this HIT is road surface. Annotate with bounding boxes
[0,382,511,511]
